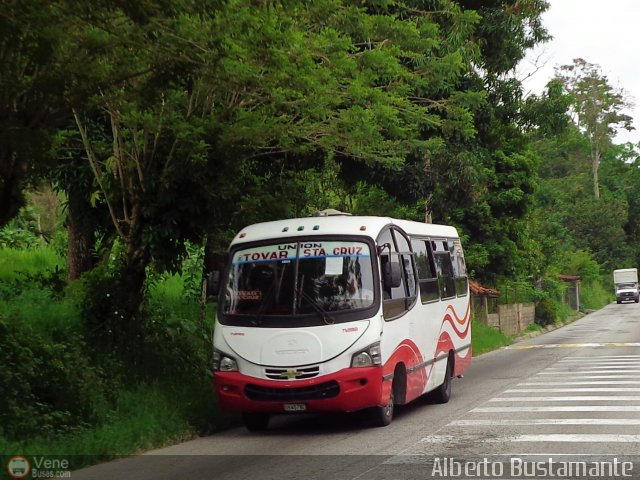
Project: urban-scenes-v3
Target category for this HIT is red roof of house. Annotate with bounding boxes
[469,280,499,297]
[557,274,581,282]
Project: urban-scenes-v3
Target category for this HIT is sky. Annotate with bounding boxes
[518,0,640,144]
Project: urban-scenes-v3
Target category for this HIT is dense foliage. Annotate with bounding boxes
[2,0,640,460]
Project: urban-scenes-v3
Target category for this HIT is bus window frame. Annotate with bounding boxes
[379,227,419,321]
[411,237,440,304]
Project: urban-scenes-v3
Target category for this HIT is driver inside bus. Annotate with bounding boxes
[248,264,275,303]
[343,270,373,305]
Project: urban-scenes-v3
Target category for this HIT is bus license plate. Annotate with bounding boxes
[283,403,306,412]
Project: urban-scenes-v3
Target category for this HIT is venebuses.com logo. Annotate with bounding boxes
[6,456,30,479]
[5,455,71,479]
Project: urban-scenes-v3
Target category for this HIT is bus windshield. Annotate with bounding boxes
[222,240,375,321]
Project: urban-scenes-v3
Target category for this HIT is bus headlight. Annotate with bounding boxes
[213,350,238,372]
[351,342,382,368]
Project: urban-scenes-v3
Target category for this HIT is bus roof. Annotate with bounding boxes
[230,216,460,246]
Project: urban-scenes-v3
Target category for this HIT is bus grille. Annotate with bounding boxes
[245,381,340,402]
[265,366,320,380]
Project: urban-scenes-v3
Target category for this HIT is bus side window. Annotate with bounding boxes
[411,239,439,303]
[393,230,417,299]
[378,227,418,320]
[449,239,468,297]
[432,239,456,299]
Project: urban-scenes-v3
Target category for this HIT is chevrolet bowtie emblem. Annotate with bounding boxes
[279,370,302,379]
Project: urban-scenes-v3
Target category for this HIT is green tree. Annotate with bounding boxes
[555,58,634,199]
[437,0,552,280]
[600,142,640,267]
[66,0,485,323]
[0,0,69,225]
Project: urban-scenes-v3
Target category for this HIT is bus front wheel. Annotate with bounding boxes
[369,388,394,427]
[242,412,270,432]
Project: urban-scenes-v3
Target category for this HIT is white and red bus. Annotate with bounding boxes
[212,214,471,430]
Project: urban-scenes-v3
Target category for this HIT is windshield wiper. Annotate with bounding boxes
[297,288,336,325]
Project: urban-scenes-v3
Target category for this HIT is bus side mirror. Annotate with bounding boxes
[383,261,402,289]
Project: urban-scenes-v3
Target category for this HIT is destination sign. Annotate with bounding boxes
[233,242,370,264]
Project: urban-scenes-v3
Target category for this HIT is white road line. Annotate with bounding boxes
[420,434,640,443]
[545,366,640,370]
[450,419,640,426]
[536,370,640,376]
[505,343,640,349]
[519,381,640,385]
[489,396,640,401]
[557,360,640,363]
[498,435,640,443]
[505,388,640,392]
[472,406,640,412]
[553,365,640,369]
[530,375,640,380]
[560,355,640,359]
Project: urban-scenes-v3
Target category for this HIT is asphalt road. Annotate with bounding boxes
[74,302,640,480]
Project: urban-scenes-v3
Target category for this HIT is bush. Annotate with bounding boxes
[0,320,114,440]
[535,297,558,326]
[0,244,223,461]
[0,208,42,249]
[581,280,614,310]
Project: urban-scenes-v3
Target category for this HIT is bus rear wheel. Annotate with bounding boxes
[432,356,452,404]
[242,412,270,431]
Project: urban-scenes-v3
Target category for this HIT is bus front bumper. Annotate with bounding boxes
[214,367,385,414]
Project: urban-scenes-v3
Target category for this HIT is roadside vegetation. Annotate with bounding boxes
[471,322,514,356]
[0,0,633,471]
[0,232,612,470]
[0,243,236,469]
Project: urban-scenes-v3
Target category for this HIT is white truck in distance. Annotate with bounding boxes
[613,268,639,304]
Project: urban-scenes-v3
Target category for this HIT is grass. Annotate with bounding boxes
[580,280,614,310]
[522,323,542,334]
[0,247,63,283]
[0,289,78,335]
[471,320,513,355]
[0,381,237,469]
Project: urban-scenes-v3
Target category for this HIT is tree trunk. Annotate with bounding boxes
[592,150,600,200]
[66,186,96,281]
[117,243,149,324]
[0,153,27,227]
[424,194,433,223]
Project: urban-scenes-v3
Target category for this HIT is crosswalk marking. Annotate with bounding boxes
[560,355,640,359]
[505,387,640,392]
[420,434,640,443]
[450,419,640,426]
[519,380,640,385]
[472,406,640,412]
[536,370,640,377]
[528,375,640,380]
[546,365,640,373]
[505,343,640,349]
[557,359,640,363]
[490,396,640,401]
[406,351,640,459]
